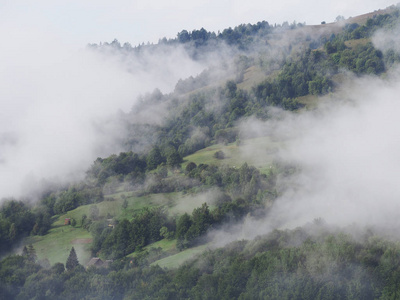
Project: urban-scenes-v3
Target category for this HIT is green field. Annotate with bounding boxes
[344,38,370,49]
[151,244,209,269]
[183,136,281,175]
[26,223,93,266]
[27,135,281,266]
[26,191,199,265]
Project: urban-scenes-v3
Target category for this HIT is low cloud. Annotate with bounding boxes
[211,69,400,247]
[170,188,221,215]
[0,24,208,200]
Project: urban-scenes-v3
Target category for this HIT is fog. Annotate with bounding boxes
[273,74,400,225]
[0,29,208,199]
[2,0,400,245]
[208,65,400,247]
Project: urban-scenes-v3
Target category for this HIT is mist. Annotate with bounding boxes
[207,66,400,248]
[0,27,210,200]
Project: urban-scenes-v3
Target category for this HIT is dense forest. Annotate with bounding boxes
[2,5,400,299]
[4,224,400,299]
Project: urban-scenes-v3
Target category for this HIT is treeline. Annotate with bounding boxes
[42,185,104,216]
[4,225,400,299]
[88,19,298,52]
[174,21,273,50]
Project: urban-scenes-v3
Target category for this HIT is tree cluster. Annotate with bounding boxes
[91,208,171,259]
[0,200,51,254]
[4,226,400,299]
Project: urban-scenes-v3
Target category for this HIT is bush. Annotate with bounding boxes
[214,150,225,159]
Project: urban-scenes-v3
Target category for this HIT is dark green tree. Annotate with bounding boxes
[213,150,225,159]
[146,146,165,170]
[22,245,29,257]
[66,247,79,271]
[27,244,37,262]
[185,162,197,174]
[166,149,183,167]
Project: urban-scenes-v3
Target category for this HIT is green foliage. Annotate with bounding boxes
[146,146,165,170]
[185,162,197,174]
[166,148,183,167]
[94,208,170,259]
[159,226,174,240]
[213,150,225,159]
[66,247,79,271]
[327,41,385,75]
[176,203,214,250]
[87,151,146,186]
[0,200,39,254]
[50,185,104,215]
[253,49,332,108]
[6,226,400,299]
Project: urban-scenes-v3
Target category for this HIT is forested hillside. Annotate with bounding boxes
[2,4,400,299]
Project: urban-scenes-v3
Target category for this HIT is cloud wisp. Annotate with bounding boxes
[0,27,207,200]
[209,68,400,247]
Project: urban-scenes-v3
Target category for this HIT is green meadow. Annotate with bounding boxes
[28,135,281,266]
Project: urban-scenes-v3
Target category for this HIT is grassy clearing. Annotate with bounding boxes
[147,239,177,252]
[237,66,267,91]
[151,244,209,269]
[27,191,189,265]
[127,239,178,259]
[344,38,370,49]
[61,192,183,223]
[347,7,396,25]
[26,136,282,266]
[183,136,281,175]
[26,225,92,266]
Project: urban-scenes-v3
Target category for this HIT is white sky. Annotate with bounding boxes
[0,0,397,48]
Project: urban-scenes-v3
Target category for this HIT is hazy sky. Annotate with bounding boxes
[1,0,397,48]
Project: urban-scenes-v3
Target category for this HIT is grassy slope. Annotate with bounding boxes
[27,134,279,266]
[183,136,280,175]
[151,244,209,269]
[26,218,93,266]
[27,193,182,265]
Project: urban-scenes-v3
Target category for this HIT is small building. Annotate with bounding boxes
[64,218,71,225]
[107,219,115,229]
[87,257,104,268]
[86,257,113,269]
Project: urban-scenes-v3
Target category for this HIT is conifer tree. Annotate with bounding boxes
[27,244,37,262]
[66,247,79,270]
[22,246,29,257]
